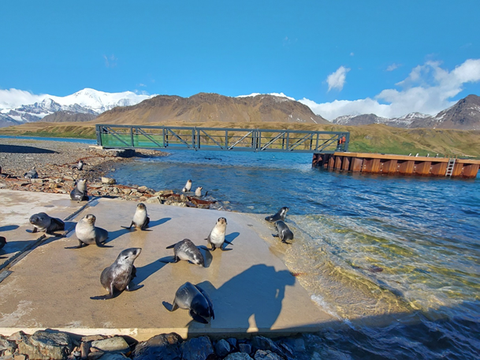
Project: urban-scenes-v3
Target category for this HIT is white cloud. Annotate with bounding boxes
[326,66,350,92]
[386,63,400,72]
[301,59,480,120]
[0,88,46,109]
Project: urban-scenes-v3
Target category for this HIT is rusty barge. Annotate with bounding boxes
[313,152,480,179]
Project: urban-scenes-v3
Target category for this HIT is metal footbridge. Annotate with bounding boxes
[95,124,349,153]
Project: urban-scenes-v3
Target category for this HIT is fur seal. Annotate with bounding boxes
[72,160,84,170]
[70,179,88,201]
[91,247,143,300]
[67,214,108,249]
[29,212,65,235]
[205,217,230,251]
[24,167,38,179]
[0,236,6,250]
[165,239,205,266]
[122,203,150,230]
[273,220,294,244]
[162,282,214,324]
[195,186,203,197]
[182,179,192,192]
[265,207,289,222]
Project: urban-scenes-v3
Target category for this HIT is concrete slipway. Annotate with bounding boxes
[0,189,337,340]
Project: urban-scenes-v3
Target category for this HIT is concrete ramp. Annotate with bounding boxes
[0,190,336,340]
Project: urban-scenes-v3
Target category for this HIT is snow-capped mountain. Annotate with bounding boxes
[332,95,480,130]
[0,88,154,127]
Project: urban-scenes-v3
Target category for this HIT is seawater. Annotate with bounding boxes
[109,150,480,359]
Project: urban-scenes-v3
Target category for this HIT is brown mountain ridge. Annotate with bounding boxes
[93,92,329,125]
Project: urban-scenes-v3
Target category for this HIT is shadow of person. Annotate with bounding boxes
[186,264,296,334]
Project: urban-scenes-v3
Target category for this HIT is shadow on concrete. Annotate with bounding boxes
[148,217,171,229]
[104,228,130,245]
[135,258,168,285]
[0,225,19,232]
[185,264,295,334]
[0,144,57,154]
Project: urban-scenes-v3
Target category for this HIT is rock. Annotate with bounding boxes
[91,337,129,353]
[137,186,149,193]
[17,330,73,360]
[227,338,238,350]
[254,350,283,360]
[0,334,17,356]
[146,196,161,204]
[133,333,182,360]
[154,190,173,196]
[101,177,116,185]
[251,336,284,358]
[122,189,131,195]
[238,343,252,355]
[214,339,231,357]
[97,352,129,359]
[224,353,254,360]
[31,179,44,184]
[181,336,214,360]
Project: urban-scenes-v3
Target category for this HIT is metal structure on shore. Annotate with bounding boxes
[95,124,349,153]
[313,152,480,179]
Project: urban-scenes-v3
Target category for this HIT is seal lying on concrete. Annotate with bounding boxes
[70,179,88,201]
[24,167,38,179]
[29,212,65,235]
[273,220,294,244]
[67,214,108,249]
[122,203,150,231]
[265,206,289,222]
[162,282,214,324]
[182,179,192,192]
[91,247,143,300]
[205,217,231,251]
[165,239,205,266]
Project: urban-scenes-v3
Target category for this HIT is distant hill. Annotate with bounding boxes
[333,94,480,130]
[93,92,329,125]
[42,111,97,123]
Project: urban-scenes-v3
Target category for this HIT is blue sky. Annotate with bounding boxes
[1,0,479,119]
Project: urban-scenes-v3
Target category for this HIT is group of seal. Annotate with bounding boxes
[265,206,294,244]
[181,179,206,197]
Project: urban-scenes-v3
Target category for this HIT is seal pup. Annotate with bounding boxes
[72,160,84,170]
[182,179,192,192]
[205,217,231,251]
[29,212,65,235]
[0,236,6,250]
[195,186,203,197]
[70,179,88,201]
[162,282,214,324]
[91,247,143,300]
[24,167,38,179]
[122,203,150,231]
[273,220,294,244]
[265,207,289,222]
[165,239,205,266]
[67,214,109,249]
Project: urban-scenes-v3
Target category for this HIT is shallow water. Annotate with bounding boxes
[110,150,480,359]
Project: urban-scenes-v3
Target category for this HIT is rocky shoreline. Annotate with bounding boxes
[0,139,221,210]
[0,328,325,360]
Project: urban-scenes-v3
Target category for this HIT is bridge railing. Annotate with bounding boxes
[95,124,349,153]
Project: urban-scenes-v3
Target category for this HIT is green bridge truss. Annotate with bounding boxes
[96,124,349,153]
